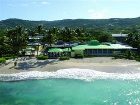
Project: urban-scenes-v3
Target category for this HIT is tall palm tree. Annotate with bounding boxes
[62,27,75,52]
[46,29,54,47]
[35,25,45,56]
[7,26,28,56]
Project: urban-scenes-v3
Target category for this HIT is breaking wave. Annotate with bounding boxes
[0,68,140,81]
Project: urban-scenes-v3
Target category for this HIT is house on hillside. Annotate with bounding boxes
[112,34,128,43]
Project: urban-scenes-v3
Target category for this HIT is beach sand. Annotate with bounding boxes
[0,57,140,74]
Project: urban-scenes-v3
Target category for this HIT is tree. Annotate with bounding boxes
[36,25,45,34]
[42,28,57,47]
[97,33,113,42]
[6,26,28,55]
[126,28,140,49]
[35,25,46,56]
[0,36,12,57]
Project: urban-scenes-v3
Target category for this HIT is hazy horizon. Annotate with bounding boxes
[1,16,140,22]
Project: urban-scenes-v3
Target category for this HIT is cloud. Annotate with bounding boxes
[88,9,109,19]
[41,1,49,5]
[31,0,50,6]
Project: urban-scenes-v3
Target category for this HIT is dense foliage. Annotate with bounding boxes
[0,21,140,61]
[74,54,84,58]
[126,28,140,52]
[36,55,48,60]
[0,25,113,57]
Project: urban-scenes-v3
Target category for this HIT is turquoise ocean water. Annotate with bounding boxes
[0,79,140,105]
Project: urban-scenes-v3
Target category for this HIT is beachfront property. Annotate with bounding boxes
[25,33,135,58]
[112,34,128,43]
[26,34,44,55]
[46,40,136,58]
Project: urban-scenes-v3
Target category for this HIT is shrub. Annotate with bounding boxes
[4,57,12,60]
[4,56,16,60]
[36,55,48,60]
[135,57,140,62]
[75,54,84,58]
[0,58,6,63]
[3,55,17,60]
[59,56,70,60]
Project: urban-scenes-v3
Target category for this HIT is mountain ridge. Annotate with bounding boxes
[1,17,140,30]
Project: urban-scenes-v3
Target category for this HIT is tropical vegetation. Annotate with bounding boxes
[36,55,48,60]
[0,21,140,62]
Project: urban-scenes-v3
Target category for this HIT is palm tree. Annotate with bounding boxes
[35,25,45,56]
[6,26,28,56]
[46,29,54,47]
[126,28,140,48]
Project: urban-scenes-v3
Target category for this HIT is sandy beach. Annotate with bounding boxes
[0,57,140,74]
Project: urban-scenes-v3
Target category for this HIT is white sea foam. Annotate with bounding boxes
[0,68,140,81]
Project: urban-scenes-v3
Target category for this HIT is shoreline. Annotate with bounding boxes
[0,57,140,74]
[0,57,140,81]
[1,68,140,82]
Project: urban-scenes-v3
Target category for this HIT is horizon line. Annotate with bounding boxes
[0,16,140,21]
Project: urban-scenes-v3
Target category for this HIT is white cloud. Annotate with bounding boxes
[41,1,49,5]
[88,9,109,19]
[31,0,50,5]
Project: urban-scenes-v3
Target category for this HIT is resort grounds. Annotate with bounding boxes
[0,57,140,74]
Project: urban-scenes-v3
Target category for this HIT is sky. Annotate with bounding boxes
[0,0,140,21]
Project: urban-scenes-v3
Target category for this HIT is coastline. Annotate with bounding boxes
[0,57,140,74]
[0,57,140,81]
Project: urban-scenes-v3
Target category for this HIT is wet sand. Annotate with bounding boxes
[0,57,140,74]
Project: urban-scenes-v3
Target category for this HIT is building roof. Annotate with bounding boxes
[62,48,71,52]
[48,48,63,53]
[29,35,44,40]
[112,34,128,37]
[28,43,41,46]
[72,43,134,50]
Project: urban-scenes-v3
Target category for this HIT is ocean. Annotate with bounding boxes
[0,69,140,105]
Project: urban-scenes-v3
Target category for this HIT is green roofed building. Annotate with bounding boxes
[48,48,72,58]
[48,48,63,58]
[71,40,136,57]
[48,48,63,53]
[46,40,136,58]
[62,48,72,52]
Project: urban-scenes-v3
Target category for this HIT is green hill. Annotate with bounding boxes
[1,17,140,30]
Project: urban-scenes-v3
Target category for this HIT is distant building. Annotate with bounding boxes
[112,34,128,43]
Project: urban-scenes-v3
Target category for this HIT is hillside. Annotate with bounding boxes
[1,17,140,30]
